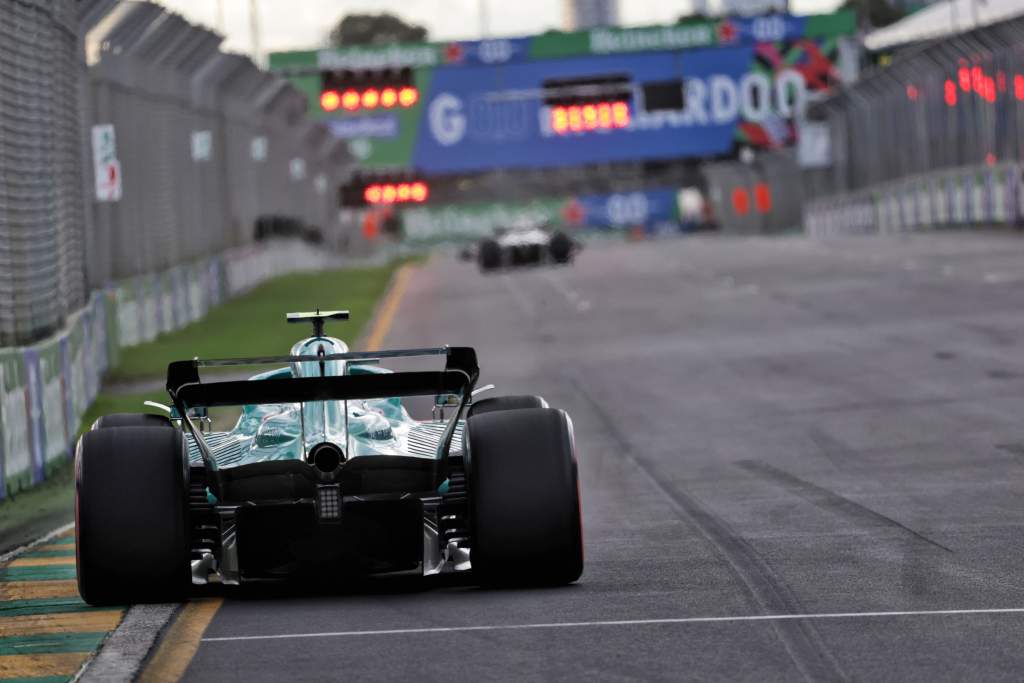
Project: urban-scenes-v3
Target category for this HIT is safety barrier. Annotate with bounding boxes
[0,239,342,499]
[804,161,1023,236]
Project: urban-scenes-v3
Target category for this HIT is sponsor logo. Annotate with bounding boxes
[325,115,399,140]
[317,45,438,70]
[428,93,467,147]
[589,25,715,54]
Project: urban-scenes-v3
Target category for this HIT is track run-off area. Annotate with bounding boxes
[24,231,1024,682]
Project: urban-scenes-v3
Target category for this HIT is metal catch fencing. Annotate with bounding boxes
[804,14,1024,234]
[0,0,354,347]
[0,0,89,347]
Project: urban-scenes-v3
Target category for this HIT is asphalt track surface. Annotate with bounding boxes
[182,233,1024,681]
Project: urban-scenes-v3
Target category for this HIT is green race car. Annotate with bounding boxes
[74,310,583,604]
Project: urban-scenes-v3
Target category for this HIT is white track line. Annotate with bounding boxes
[201,607,1024,643]
[501,274,536,317]
[541,271,591,313]
[0,521,75,564]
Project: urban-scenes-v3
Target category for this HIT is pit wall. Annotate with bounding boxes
[0,239,341,499]
[803,162,1023,237]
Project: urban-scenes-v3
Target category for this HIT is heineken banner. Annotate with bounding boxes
[401,188,681,242]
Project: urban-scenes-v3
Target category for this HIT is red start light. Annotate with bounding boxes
[983,76,996,103]
[363,181,429,205]
[398,87,419,107]
[1015,74,1024,101]
[362,88,380,109]
[944,79,958,107]
[341,89,360,111]
[410,181,428,202]
[551,101,630,136]
[320,89,341,112]
[324,86,420,114]
[364,185,383,204]
[972,66,984,94]
[958,67,970,92]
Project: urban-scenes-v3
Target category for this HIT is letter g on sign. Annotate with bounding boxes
[429,93,467,147]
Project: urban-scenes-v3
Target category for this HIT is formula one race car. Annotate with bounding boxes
[462,224,579,272]
[75,310,583,604]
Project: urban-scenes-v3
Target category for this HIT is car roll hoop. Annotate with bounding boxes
[286,309,350,338]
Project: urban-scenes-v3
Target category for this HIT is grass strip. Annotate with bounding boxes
[108,262,404,382]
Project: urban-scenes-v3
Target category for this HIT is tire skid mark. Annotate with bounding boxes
[736,460,952,553]
[567,374,849,682]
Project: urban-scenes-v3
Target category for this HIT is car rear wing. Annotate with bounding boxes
[166,346,478,396]
[166,346,479,487]
[174,371,468,408]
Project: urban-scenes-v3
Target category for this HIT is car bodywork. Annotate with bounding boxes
[167,311,480,584]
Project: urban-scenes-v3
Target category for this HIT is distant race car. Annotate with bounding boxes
[74,310,583,604]
[462,225,580,272]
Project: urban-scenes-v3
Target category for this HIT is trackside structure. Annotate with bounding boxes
[271,11,859,237]
[0,0,356,498]
[804,11,1024,234]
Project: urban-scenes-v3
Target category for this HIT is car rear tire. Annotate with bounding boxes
[466,408,583,585]
[76,426,190,605]
[549,231,574,264]
[91,412,171,430]
[478,239,501,271]
[467,395,548,419]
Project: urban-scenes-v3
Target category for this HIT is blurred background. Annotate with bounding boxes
[1,0,1022,506]
[8,2,1024,679]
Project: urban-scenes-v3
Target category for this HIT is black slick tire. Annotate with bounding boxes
[478,239,501,271]
[466,407,583,585]
[91,413,171,430]
[467,395,548,419]
[549,231,574,264]
[76,426,190,605]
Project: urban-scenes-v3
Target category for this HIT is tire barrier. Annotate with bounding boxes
[0,239,342,500]
[804,162,1023,237]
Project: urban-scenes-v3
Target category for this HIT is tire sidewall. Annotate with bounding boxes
[466,408,583,585]
[76,426,190,605]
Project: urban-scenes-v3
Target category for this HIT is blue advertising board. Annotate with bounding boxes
[413,46,812,173]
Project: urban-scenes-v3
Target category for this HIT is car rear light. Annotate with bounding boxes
[316,485,341,522]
